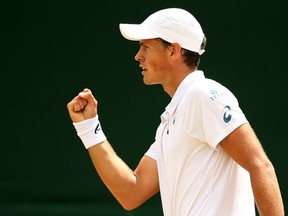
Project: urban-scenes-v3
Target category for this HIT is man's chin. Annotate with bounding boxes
[143,79,156,85]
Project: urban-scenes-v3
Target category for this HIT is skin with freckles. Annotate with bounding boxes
[136,39,194,97]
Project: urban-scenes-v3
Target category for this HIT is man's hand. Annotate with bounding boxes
[67,88,98,123]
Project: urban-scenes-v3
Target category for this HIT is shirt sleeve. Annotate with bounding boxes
[144,142,157,160]
[144,121,165,160]
[182,80,248,150]
[201,83,248,149]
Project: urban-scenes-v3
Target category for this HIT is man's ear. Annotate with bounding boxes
[170,43,182,57]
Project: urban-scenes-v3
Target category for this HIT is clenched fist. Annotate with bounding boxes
[67,88,98,123]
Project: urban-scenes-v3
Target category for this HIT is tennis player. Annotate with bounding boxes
[67,8,284,216]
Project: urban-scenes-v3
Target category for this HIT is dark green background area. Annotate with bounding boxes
[0,0,287,215]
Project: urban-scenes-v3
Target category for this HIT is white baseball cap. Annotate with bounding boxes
[119,8,205,55]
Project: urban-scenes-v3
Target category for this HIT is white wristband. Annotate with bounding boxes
[73,115,107,149]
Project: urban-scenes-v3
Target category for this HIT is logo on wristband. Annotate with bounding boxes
[94,123,101,134]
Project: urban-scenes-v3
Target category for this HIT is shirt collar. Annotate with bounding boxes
[162,70,205,119]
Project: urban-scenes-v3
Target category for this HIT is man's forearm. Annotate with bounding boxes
[87,141,138,208]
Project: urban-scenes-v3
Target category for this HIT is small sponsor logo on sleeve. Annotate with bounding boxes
[223,106,232,123]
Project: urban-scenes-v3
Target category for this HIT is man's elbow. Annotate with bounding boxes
[120,200,142,211]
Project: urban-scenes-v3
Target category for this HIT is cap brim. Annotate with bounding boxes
[119,24,156,41]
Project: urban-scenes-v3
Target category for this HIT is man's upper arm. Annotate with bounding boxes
[220,123,284,215]
[219,123,270,173]
[133,155,159,203]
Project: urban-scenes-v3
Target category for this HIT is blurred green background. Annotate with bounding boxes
[0,0,287,215]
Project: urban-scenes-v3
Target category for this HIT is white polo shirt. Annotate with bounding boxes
[145,71,255,216]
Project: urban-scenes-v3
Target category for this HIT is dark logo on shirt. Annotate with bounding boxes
[223,106,232,123]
